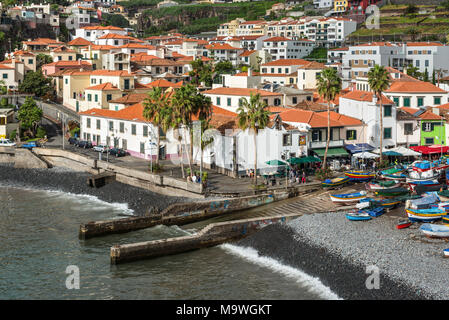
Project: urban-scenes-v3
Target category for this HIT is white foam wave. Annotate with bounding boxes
[220,244,342,300]
[0,184,135,216]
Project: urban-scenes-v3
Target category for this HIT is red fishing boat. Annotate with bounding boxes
[396,220,412,230]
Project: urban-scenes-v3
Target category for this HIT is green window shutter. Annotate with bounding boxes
[393,97,399,106]
[216,97,220,105]
[94,94,98,102]
[417,97,424,107]
[434,97,441,105]
[227,98,231,106]
[383,127,392,139]
[87,94,91,101]
[384,105,392,117]
[403,97,410,107]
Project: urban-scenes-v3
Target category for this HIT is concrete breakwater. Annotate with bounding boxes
[110,214,298,264]
[81,192,283,239]
[79,182,323,239]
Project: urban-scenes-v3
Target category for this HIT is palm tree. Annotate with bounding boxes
[237,92,270,186]
[143,87,169,167]
[316,68,342,169]
[368,65,391,163]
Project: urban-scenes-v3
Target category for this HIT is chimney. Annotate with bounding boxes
[248,67,252,77]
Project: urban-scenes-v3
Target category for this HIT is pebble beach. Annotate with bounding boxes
[239,210,449,300]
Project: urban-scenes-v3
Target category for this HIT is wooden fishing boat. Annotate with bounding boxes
[345,211,372,221]
[420,223,449,238]
[380,168,406,181]
[366,180,401,191]
[406,169,440,183]
[369,198,401,209]
[408,180,440,192]
[330,191,367,204]
[405,208,445,222]
[322,176,349,188]
[375,187,409,197]
[437,190,449,202]
[396,220,412,229]
[442,215,449,224]
[414,184,446,195]
[344,171,376,182]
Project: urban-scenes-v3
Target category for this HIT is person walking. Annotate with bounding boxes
[301,170,306,184]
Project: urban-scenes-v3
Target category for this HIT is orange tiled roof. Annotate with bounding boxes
[44,60,92,67]
[147,79,183,88]
[340,90,394,105]
[385,80,446,93]
[85,82,120,91]
[407,42,443,47]
[205,43,241,50]
[82,25,124,30]
[239,50,257,57]
[262,59,309,67]
[68,37,93,46]
[203,87,282,97]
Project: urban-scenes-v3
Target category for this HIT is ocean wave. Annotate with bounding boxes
[220,243,342,300]
[0,183,135,216]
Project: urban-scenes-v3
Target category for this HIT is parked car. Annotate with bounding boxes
[21,141,41,149]
[108,148,127,157]
[77,140,92,149]
[68,137,78,145]
[93,145,108,153]
[0,138,16,147]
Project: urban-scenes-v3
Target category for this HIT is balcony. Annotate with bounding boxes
[309,140,344,149]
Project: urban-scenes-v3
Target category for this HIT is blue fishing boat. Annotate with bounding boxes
[346,212,372,221]
[330,191,367,204]
[444,248,449,258]
[369,198,401,209]
[442,215,449,224]
[405,207,445,222]
[322,176,349,188]
[405,193,439,210]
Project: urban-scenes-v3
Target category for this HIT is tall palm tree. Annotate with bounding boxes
[143,87,169,167]
[316,68,342,169]
[237,92,270,186]
[368,64,391,163]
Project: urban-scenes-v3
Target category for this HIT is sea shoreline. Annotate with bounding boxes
[237,215,441,300]
[0,163,190,216]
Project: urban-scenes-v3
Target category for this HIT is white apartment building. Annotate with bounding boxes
[205,43,243,67]
[313,0,333,9]
[405,42,449,77]
[74,26,128,43]
[339,90,397,148]
[262,37,315,60]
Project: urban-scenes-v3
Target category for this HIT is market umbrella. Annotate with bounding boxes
[388,146,421,157]
[265,159,287,166]
[353,151,380,159]
[287,156,321,164]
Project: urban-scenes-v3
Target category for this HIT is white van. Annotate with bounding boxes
[0,138,16,147]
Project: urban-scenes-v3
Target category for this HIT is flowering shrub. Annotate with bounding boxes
[315,167,332,180]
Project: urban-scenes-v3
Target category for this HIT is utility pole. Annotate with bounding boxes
[62,113,65,150]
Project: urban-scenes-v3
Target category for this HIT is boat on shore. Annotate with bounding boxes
[369,198,401,209]
[322,176,349,188]
[405,193,438,210]
[442,215,449,224]
[344,171,376,182]
[405,208,445,222]
[380,168,406,181]
[330,191,367,204]
[420,223,449,238]
[366,180,401,191]
[362,206,384,217]
[375,187,409,197]
[345,211,372,221]
[396,220,412,229]
[408,180,441,192]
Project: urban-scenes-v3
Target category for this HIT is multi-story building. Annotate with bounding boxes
[262,37,315,60]
[74,26,128,43]
[205,43,243,67]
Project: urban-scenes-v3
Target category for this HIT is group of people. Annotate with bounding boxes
[289,168,307,184]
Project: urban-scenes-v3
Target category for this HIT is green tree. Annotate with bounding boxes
[432,69,436,85]
[237,93,270,186]
[403,4,418,15]
[19,71,52,97]
[17,97,43,138]
[36,53,53,69]
[423,68,430,82]
[143,87,170,167]
[368,65,391,163]
[189,58,212,87]
[316,68,342,169]
[406,64,421,79]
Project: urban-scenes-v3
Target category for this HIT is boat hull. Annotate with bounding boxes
[322,177,349,188]
[420,224,449,238]
[405,209,443,222]
[345,213,371,221]
[344,171,376,182]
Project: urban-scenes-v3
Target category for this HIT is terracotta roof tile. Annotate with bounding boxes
[203,87,282,97]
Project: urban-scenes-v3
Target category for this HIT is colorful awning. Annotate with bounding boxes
[410,145,449,155]
[314,147,349,157]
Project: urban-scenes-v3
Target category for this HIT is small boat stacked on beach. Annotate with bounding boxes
[444,248,449,257]
[396,220,412,229]
[408,180,441,192]
[375,187,409,197]
[405,207,445,222]
[405,193,439,210]
[437,190,449,202]
[420,223,449,238]
[360,206,385,217]
[379,168,406,181]
[344,171,376,182]
[321,176,349,188]
[345,211,372,221]
[366,180,401,191]
[442,215,449,224]
[330,191,367,204]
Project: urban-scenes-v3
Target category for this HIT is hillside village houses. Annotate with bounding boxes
[8,12,449,177]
